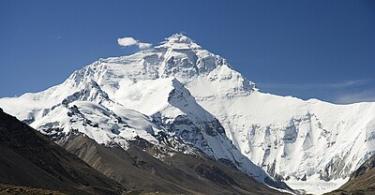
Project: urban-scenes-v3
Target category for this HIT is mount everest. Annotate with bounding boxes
[1,34,374,194]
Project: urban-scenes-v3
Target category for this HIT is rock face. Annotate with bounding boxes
[58,133,286,194]
[326,155,375,195]
[1,33,375,194]
[0,110,123,195]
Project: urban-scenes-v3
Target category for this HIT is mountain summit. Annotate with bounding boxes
[159,33,201,49]
[1,34,375,194]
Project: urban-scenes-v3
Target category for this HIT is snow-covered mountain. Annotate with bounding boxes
[1,33,374,194]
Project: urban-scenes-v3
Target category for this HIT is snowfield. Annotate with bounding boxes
[1,34,374,194]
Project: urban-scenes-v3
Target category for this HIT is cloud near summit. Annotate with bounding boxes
[117,36,151,49]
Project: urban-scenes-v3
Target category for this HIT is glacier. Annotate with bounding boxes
[1,33,375,194]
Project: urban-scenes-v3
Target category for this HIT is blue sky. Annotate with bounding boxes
[0,0,374,103]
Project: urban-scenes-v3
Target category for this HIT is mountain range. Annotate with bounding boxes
[0,108,286,194]
[1,34,374,194]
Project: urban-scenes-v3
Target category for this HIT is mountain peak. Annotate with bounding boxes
[166,33,194,43]
[158,33,201,49]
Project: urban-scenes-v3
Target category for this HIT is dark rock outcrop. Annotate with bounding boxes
[0,111,124,195]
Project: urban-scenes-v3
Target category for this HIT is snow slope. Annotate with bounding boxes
[1,33,374,194]
[191,88,375,194]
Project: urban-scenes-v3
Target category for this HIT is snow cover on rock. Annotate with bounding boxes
[1,33,374,194]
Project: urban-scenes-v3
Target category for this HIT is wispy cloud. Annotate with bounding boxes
[335,89,375,104]
[258,79,372,90]
[325,79,371,88]
[258,79,375,104]
[117,36,152,49]
[137,42,152,49]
